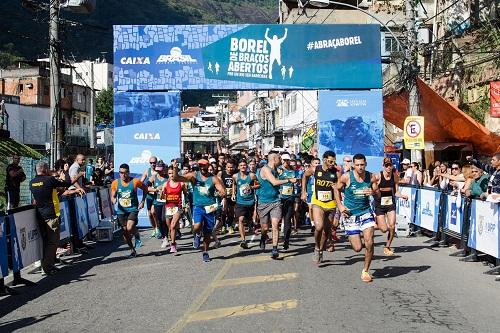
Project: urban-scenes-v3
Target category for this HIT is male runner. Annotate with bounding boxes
[336,154,379,282]
[148,161,169,248]
[256,152,297,259]
[278,153,296,250]
[218,160,236,234]
[374,157,407,255]
[301,151,340,264]
[111,164,149,258]
[173,159,226,262]
[141,156,159,238]
[232,160,259,249]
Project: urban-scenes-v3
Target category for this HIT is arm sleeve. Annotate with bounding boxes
[133,178,144,190]
[111,180,118,192]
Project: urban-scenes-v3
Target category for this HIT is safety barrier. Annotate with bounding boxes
[0,186,116,279]
[397,184,500,273]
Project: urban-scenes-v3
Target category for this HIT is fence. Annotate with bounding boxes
[1,186,117,280]
[397,184,500,275]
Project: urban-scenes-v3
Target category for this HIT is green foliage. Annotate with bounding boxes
[96,87,114,125]
[0,43,23,69]
[460,96,489,125]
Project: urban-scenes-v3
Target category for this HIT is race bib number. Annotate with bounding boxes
[317,190,332,202]
[281,185,293,196]
[239,185,251,197]
[353,188,370,198]
[381,196,393,206]
[199,186,209,196]
[166,206,179,216]
[119,198,132,208]
[204,203,218,214]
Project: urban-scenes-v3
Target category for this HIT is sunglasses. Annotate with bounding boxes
[344,160,352,163]
[150,161,157,164]
[119,171,128,174]
[325,159,335,164]
[384,163,393,167]
[451,167,459,170]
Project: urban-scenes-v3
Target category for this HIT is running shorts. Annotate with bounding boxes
[312,204,336,222]
[146,197,154,210]
[193,206,216,235]
[257,201,282,225]
[118,211,138,227]
[344,211,375,236]
[235,204,254,220]
[374,203,396,216]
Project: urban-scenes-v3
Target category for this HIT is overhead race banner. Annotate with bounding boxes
[114,24,382,90]
[404,116,425,150]
[0,216,8,278]
[490,81,500,117]
[444,194,464,235]
[75,196,90,239]
[318,90,383,172]
[414,188,440,232]
[9,208,43,272]
[59,200,71,241]
[468,199,499,259]
[87,192,100,230]
[114,92,181,178]
[396,186,417,224]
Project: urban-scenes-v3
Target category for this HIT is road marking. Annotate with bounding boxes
[214,273,298,287]
[230,255,270,264]
[186,299,298,322]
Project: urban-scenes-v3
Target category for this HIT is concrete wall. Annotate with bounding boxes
[4,102,50,146]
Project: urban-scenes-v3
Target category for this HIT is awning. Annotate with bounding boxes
[384,77,500,156]
[0,137,43,159]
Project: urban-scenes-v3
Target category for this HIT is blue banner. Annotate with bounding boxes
[468,200,499,259]
[396,186,417,224]
[444,194,464,235]
[86,192,100,230]
[74,196,90,239]
[9,209,43,272]
[114,24,382,90]
[414,188,440,232]
[0,216,8,278]
[318,90,383,172]
[59,200,71,241]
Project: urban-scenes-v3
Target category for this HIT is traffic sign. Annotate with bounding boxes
[404,116,424,150]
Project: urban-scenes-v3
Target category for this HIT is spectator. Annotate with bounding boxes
[404,162,422,185]
[439,161,466,192]
[465,165,489,199]
[69,154,86,190]
[91,168,105,187]
[399,158,410,183]
[55,158,71,182]
[95,157,106,172]
[5,153,26,209]
[104,161,114,184]
[85,159,95,181]
[468,153,500,198]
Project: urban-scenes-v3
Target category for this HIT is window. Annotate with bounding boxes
[291,94,297,114]
[82,117,87,125]
[385,36,403,53]
[77,93,82,103]
[18,84,23,93]
[232,125,240,135]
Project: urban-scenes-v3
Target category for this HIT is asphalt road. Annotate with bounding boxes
[1,227,499,333]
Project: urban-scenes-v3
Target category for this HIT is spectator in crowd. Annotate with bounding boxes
[95,157,106,172]
[55,158,71,182]
[465,165,489,199]
[438,161,466,192]
[468,153,500,198]
[404,162,422,185]
[85,159,95,181]
[5,153,26,209]
[91,168,105,186]
[399,158,411,183]
[104,161,114,184]
[69,154,86,190]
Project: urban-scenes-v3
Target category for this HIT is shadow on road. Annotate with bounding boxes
[0,310,67,332]
[372,265,431,278]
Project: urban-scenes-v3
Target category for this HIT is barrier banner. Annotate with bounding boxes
[318,90,384,172]
[468,200,499,258]
[114,24,382,91]
[415,188,440,232]
[9,208,43,272]
[99,187,113,218]
[74,196,89,239]
[396,186,417,224]
[0,216,8,278]
[86,192,100,230]
[444,194,464,235]
[59,200,71,241]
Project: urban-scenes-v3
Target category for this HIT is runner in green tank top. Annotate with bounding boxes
[140,156,160,238]
[336,154,380,283]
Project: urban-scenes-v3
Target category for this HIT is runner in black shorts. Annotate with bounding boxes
[218,160,236,234]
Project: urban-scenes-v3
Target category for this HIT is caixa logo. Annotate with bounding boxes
[134,133,161,140]
[120,57,151,65]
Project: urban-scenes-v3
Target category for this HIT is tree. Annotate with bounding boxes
[0,43,23,69]
[96,86,113,125]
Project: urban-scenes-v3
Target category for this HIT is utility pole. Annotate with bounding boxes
[49,0,61,167]
[90,60,95,149]
[405,0,422,164]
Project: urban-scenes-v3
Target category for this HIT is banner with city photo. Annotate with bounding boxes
[414,188,440,233]
[114,24,382,91]
[318,90,383,172]
[59,200,71,241]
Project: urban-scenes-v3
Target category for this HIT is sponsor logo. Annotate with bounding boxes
[129,150,152,164]
[478,214,496,235]
[422,202,433,217]
[157,47,197,64]
[478,215,484,235]
[336,99,367,107]
[20,228,26,250]
[134,133,161,140]
[120,57,151,65]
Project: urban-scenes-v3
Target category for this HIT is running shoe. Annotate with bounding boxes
[193,233,201,249]
[156,229,163,239]
[240,240,248,249]
[228,226,235,234]
[202,252,211,262]
[150,230,156,238]
[170,243,177,253]
[128,251,137,259]
[259,236,266,250]
[312,248,320,263]
[214,239,222,248]
[283,240,289,250]
[291,229,298,236]
[318,250,323,263]
[383,247,395,256]
[135,238,143,249]
[221,226,227,234]
[271,248,279,259]
[361,270,373,282]
[160,237,170,249]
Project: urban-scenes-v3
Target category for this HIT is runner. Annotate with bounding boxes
[173,159,226,262]
[163,165,188,254]
[306,157,321,233]
[374,157,408,255]
[111,164,149,258]
[231,159,259,249]
[301,151,340,264]
[141,156,159,238]
[291,158,304,235]
[335,154,379,282]
[148,161,169,249]
[218,160,236,234]
[278,153,297,250]
[256,152,297,259]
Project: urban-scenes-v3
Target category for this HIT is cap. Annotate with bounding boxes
[197,159,209,165]
[383,157,393,165]
[281,153,291,160]
[209,158,216,164]
[155,160,166,171]
[401,158,410,165]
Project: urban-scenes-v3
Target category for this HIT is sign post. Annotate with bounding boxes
[404,116,425,150]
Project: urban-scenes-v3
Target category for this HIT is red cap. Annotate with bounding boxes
[383,157,393,165]
[197,159,209,165]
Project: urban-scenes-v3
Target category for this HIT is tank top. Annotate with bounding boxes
[236,173,254,206]
[164,180,182,208]
[153,175,168,206]
[193,171,216,207]
[116,179,139,214]
[222,170,235,198]
[311,165,338,209]
[343,171,372,216]
[377,171,395,206]
[146,168,156,199]
[256,165,280,204]
[279,167,295,199]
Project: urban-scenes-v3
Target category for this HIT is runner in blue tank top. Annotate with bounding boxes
[256,152,297,259]
[336,154,380,283]
[231,160,260,249]
[173,158,226,262]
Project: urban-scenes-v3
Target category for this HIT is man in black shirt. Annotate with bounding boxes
[5,153,26,209]
[30,162,83,275]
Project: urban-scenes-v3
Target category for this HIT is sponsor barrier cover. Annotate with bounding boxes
[74,196,90,239]
[0,216,8,278]
[414,188,440,233]
[444,194,465,235]
[468,199,500,259]
[86,192,100,230]
[9,208,43,272]
[396,186,417,224]
[59,200,71,241]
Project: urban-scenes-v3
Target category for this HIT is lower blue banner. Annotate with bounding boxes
[468,200,500,259]
[0,216,8,278]
[74,196,89,239]
[414,188,440,232]
[444,194,464,235]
